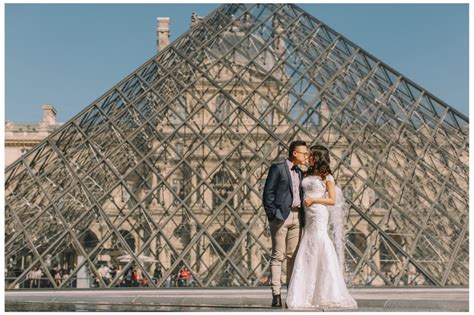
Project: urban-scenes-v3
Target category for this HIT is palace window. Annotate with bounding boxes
[211,168,234,208]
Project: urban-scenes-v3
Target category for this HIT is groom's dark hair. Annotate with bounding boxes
[288,140,307,159]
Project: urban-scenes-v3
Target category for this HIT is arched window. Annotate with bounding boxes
[171,167,185,206]
[82,230,99,250]
[119,230,136,253]
[346,229,367,269]
[173,220,191,245]
[371,190,389,209]
[211,168,234,208]
[380,230,404,272]
[212,228,236,253]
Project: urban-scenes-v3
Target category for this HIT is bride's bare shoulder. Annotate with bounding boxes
[325,174,335,182]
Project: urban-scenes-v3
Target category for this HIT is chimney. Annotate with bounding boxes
[42,104,57,125]
[156,17,170,52]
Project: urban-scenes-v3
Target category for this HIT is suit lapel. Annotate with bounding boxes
[298,171,304,204]
[284,161,293,195]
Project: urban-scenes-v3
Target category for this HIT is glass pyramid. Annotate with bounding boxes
[5,3,468,289]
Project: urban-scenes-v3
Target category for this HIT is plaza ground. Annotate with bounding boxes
[5,287,468,312]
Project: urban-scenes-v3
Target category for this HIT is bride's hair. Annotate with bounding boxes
[308,145,332,180]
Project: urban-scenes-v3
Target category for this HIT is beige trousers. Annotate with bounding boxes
[269,211,301,295]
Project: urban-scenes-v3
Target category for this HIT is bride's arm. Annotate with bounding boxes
[303,179,336,207]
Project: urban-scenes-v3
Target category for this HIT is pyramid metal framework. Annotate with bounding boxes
[5,4,468,289]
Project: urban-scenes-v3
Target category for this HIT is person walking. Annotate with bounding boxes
[153,265,163,285]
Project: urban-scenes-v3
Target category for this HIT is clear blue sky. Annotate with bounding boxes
[5,3,469,123]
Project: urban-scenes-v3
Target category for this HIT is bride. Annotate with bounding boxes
[286,145,357,310]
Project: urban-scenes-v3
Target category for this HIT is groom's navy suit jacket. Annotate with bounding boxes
[263,160,305,226]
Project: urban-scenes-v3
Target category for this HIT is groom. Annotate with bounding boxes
[263,140,309,307]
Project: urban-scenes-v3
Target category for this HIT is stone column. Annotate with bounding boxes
[190,161,198,206]
[76,256,90,288]
[158,234,169,269]
[245,232,252,278]
[240,164,248,208]
[150,168,160,209]
[249,225,260,273]
[189,221,197,268]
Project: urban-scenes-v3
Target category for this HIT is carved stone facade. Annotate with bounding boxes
[5,105,62,167]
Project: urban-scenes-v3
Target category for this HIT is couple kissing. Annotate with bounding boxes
[262,141,357,310]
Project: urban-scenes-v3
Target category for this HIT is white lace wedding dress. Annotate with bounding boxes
[286,175,357,310]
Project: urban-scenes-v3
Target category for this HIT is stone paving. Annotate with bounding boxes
[5,287,469,312]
